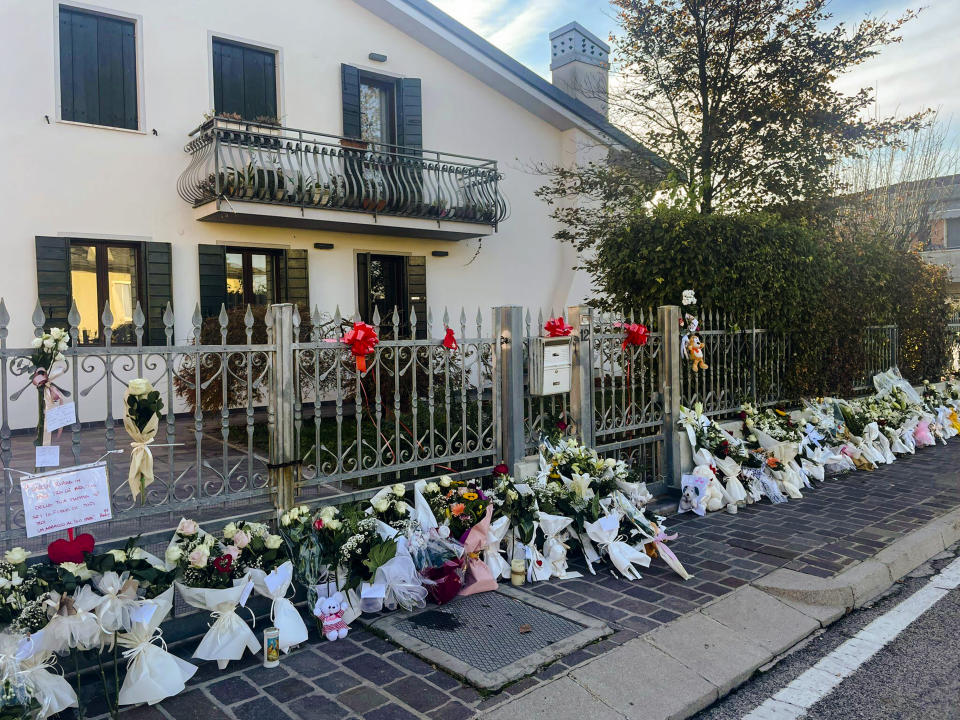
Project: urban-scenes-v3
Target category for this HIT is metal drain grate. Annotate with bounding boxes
[395,592,585,673]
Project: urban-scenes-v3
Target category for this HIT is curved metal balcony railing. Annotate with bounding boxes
[177,117,509,227]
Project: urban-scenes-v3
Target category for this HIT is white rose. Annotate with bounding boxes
[30,338,43,349]
[604,458,616,468]
[440,476,452,488]
[373,499,390,513]
[60,562,92,580]
[392,483,405,497]
[394,501,407,515]
[42,338,55,350]
[164,546,182,565]
[108,549,127,563]
[298,505,310,515]
[3,548,27,565]
[319,506,337,521]
[50,328,63,340]
[127,378,152,396]
[425,482,439,494]
[265,534,283,550]
[507,489,519,501]
[326,518,342,531]
[281,513,292,527]
[203,534,216,547]
[222,523,237,540]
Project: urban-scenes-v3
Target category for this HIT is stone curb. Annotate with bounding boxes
[480,507,960,720]
[754,506,960,609]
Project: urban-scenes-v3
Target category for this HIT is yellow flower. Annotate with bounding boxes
[462,492,478,501]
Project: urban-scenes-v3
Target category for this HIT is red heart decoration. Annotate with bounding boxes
[47,533,95,564]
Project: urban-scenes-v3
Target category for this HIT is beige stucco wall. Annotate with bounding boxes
[1,0,609,346]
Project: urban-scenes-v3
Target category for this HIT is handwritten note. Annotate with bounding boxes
[20,463,112,538]
[35,446,60,467]
[45,402,76,433]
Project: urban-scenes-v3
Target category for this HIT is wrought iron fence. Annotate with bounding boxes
[590,310,665,491]
[0,300,275,548]
[853,325,899,393]
[177,117,509,226]
[294,306,498,494]
[679,312,789,418]
[949,312,960,373]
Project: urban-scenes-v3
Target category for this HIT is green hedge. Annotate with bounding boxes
[585,208,950,396]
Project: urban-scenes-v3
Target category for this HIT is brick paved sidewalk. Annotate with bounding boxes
[75,439,960,720]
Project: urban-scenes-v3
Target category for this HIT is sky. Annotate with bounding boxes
[429,0,959,133]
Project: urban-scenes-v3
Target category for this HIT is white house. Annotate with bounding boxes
[1,0,647,346]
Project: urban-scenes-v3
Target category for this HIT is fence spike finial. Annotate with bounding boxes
[101,300,114,330]
[192,302,203,341]
[409,305,417,339]
[442,306,450,328]
[373,305,382,329]
[459,306,467,333]
[244,305,254,343]
[0,299,8,332]
[163,302,175,330]
[67,299,80,338]
[133,301,145,331]
[427,306,434,336]
[476,306,483,335]
[218,303,229,341]
[352,309,360,323]
[333,305,342,328]
[32,301,45,337]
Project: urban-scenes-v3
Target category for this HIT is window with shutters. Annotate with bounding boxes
[357,253,427,338]
[947,218,960,249]
[359,75,397,146]
[58,5,139,130]
[212,38,278,122]
[68,241,142,345]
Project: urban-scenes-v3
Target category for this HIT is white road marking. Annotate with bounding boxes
[742,554,960,720]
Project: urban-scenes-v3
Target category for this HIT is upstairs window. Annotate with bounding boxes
[59,6,139,129]
[212,38,278,122]
[359,76,397,146]
[947,218,960,249]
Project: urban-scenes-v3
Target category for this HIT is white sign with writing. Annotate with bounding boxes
[20,462,112,538]
[34,445,60,468]
[45,402,77,433]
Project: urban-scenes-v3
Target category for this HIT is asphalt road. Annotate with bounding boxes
[693,543,960,720]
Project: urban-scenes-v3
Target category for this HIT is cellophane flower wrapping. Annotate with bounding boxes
[583,513,650,581]
[175,576,260,669]
[117,587,197,706]
[459,504,498,596]
[374,537,427,612]
[537,511,576,579]
[1,630,77,720]
[408,530,465,604]
[483,516,512,581]
[245,561,308,653]
[42,585,102,653]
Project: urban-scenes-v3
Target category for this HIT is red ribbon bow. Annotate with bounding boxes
[544,317,573,337]
[620,323,649,350]
[343,322,378,372]
[442,327,458,351]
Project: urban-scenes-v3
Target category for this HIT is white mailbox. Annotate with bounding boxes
[529,336,573,396]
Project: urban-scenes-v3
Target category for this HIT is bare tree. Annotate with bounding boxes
[835,110,960,250]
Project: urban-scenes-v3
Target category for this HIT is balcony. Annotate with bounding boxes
[921,248,960,285]
[177,117,509,241]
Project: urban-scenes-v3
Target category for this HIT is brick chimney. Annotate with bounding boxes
[549,22,610,118]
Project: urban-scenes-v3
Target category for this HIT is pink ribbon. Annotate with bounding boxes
[33,369,66,441]
[651,529,681,566]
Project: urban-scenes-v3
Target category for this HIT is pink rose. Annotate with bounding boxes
[187,546,209,568]
[225,545,240,560]
[232,530,251,549]
[177,518,198,536]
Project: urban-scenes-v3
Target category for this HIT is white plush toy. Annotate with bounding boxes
[691,450,726,512]
[314,592,350,642]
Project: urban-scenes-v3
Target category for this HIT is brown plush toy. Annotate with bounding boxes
[688,334,708,372]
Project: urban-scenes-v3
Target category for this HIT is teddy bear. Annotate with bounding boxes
[314,592,349,641]
[691,451,726,512]
[688,334,708,372]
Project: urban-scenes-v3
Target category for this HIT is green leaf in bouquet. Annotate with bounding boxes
[362,539,397,578]
[518,517,535,546]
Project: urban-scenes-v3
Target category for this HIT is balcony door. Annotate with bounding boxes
[225,248,280,309]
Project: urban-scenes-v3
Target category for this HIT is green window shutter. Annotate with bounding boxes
[197,245,226,318]
[405,255,427,338]
[213,38,277,121]
[143,242,172,345]
[283,249,310,310]
[35,237,72,330]
[59,7,137,129]
[397,78,422,150]
[356,252,370,322]
[341,64,361,139]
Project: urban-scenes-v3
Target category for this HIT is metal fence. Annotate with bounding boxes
[853,325,899,393]
[0,299,904,545]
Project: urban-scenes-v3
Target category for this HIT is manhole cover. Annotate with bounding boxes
[368,588,610,690]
